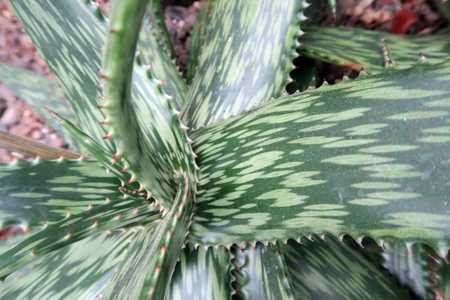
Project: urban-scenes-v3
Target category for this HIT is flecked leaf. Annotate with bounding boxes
[9,0,110,147]
[183,0,307,128]
[189,60,450,249]
[138,1,188,109]
[102,0,197,208]
[103,175,194,300]
[0,230,134,300]
[280,235,411,299]
[0,159,158,278]
[0,64,76,146]
[300,26,450,73]
[167,245,231,300]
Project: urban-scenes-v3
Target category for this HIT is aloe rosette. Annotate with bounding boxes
[0,0,449,299]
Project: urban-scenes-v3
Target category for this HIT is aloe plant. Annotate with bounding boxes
[0,0,449,299]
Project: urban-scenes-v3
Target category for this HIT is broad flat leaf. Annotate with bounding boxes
[0,231,134,300]
[0,64,75,145]
[183,0,307,128]
[280,236,411,299]
[0,159,121,231]
[300,26,450,73]
[10,0,109,147]
[0,159,157,278]
[189,60,450,249]
[103,175,194,300]
[102,0,197,207]
[167,245,231,300]
[0,131,79,160]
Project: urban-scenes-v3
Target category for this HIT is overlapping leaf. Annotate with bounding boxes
[103,175,193,300]
[9,0,109,147]
[300,26,450,73]
[102,0,197,207]
[190,60,450,249]
[183,0,307,128]
[0,231,134,300]
[0,159,158,278]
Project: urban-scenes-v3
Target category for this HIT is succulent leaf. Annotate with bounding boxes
[103,175,194,300]
[183,0,308,128]
[280,235,412,299]
[102,0,197,208]
[0,231,135,300]
[9,0,110,148]
[189,60,450,249]
[0,159,158,279]
[300,26,450,73]
[167,245,231,300]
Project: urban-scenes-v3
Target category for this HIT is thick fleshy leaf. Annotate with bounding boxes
[103,175,194,300]
[0,231,134,300]
[0,159,158,278]
[280,236,411,299]
[0,159,121,230]
[138,1,188,109]
[183,0,307,128]
[185,1,211,83]
[167,245,231,300]
[102,0,197,208]
[9,0,109,147]
[0,131,79,160]
[300,26,450,73]
[49,111,130,184]
[0,64,75,145]
[189,60,450,248]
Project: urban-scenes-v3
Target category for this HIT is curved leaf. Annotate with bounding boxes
[183,0,307,128]
[103,175,194,300]
[167,245,231,300]
[300,26,450,73]
[9,0,109,147]
[102,0,197,208]
[0,159,120,231]
[0,231,134,300]
[189,60,450,249]
[0,64,75,146]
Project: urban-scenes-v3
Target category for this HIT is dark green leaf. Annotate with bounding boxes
[183,0,307,127]
[9,0,110,147]
[138,2,188,109]
[168,245,231,300]
[0,231,134,300]
[103,175,194,300]
[102,0,197,207]
[300,26,450,73]
[189,60,450,249]
[280,235,411,299]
